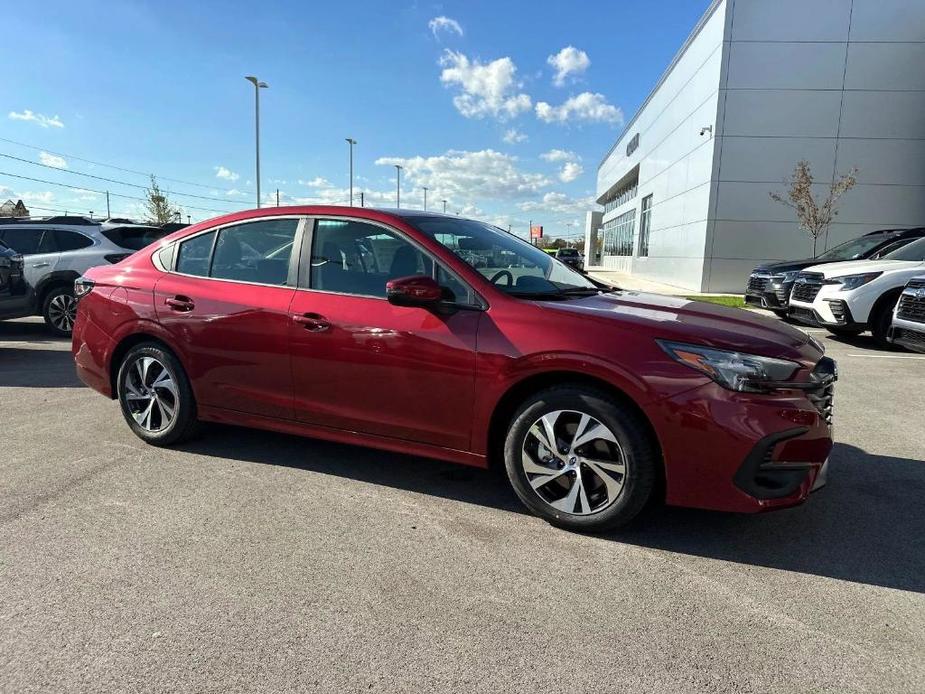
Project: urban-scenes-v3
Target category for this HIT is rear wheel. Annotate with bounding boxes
[503,386,658,533]
[116,343,199,446]
[42,286,77,336]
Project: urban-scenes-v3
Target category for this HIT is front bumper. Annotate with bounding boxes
[648,360,835,514]
[789,295,866,330]
[889,316,925,353]
[745,274,793,311]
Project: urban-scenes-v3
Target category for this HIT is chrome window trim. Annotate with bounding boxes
[164,215,307,290]
[298,214,488,311]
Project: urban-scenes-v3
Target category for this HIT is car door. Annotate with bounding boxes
[288,217,482,451]
[0,227,60,289]
[153,217,303,420]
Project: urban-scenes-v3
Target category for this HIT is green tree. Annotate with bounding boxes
[770,160,857,258]
[144,175,180,225]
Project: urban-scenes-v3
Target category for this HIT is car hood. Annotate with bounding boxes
[753,258,829,274]
[802,259,925,277]
[545,291,822,364]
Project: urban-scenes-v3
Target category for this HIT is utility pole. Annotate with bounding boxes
[276,189,280,206]
[89,211,94,220]
[245,75,269,208]
[105,191,110,218]
[187,215,191,224]
[345,138,356,206]
[442,199,447,214]
[394,164,403,209]
[360,191,365,207]
[422,187,428,211]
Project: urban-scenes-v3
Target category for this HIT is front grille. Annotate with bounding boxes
[792,273,824,303]
[806,357,837,425]
[747,274,769,293]
[894,328,925,349]
[897,292,925,323]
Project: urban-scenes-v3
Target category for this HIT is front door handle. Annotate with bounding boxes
[32,262,50,268]
[165,295,195,312]
[293,312,331,332]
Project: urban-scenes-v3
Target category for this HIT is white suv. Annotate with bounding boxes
[0,217,169,335]
[890,275,925,353]
[787,236,925,345]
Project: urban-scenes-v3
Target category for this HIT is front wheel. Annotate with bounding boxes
[503,386,658,533]
[116,343,200,446]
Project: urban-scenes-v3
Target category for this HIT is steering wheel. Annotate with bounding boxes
[489,270,514,287]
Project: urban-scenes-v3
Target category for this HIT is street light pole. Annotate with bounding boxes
[245,75,268,208]
[345,138,356,206]
[422,186,428,211]
[442,199,447,214]
[394,165,403,209]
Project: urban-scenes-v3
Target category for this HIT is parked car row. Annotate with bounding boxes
[0,216,181,335]
[746,227,925,350]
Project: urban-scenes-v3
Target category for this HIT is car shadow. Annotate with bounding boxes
[181,427,924,593]
[0,346,83,387]
[617,442,925,593]
[823,332,906,352]
[0,319,62,343]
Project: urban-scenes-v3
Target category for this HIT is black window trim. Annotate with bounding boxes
[166,215,307,289]
[296,215,487,311]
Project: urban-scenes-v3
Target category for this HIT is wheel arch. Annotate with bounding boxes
[485,370,665,496]
[35,270,80,310]
[870,285,904,324]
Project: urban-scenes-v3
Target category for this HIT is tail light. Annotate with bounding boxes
[104,253,131,264]
[74,277,95,301]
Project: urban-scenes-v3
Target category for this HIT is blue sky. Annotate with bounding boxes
[1,0,709,238]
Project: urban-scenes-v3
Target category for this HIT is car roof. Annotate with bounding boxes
[864,227,925,238]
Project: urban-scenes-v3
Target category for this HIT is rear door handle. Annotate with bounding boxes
[165,295,195,312]
[292,312,331,332]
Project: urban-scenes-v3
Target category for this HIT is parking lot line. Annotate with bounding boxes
[846,353,925,360]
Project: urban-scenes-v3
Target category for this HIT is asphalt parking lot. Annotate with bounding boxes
[1,315,923,693]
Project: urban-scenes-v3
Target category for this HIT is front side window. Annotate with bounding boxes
[309,219,470,302]
[407,217,597,296]
[1,228,46,255]
[210,219,298,285]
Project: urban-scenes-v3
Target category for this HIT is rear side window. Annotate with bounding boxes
[1,228,45,255]
[54,230,94,251]
[210,219,298,286]
[102,226,167,251]
[176,231,216,277]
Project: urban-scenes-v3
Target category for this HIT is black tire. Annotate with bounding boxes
[116,342,200,446]
[826,326,864,337]
[503,385,658,533]
[870,295,900,347]
[42,285,77,336]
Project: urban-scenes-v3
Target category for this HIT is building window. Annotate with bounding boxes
[602,209,636,256]
[600,170,639,215]
[638,195,653,257]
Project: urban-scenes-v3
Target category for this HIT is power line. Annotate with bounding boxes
[0,152,248,209]
[0,170,237,215]
[0,135,256,195]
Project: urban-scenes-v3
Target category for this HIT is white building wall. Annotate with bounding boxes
[593,0,728,291]
[704,0,925,292]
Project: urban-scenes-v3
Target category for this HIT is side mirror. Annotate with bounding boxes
[386,275,443,308]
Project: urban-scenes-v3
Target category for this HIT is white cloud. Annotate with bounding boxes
[547,46,590,87]
[428,16,463,39]
[559,161,583,183]
[8,110,64,128]
[518,191,595,215]
[502,128,528,144]
[536,92,623,125]
[540,149,580,163]
[439,50,532,121]
[225,188,246,197]
[376,149,553,202]
[18,191,55,204]
[300,177,331,188]
[39,151,67,168]
[214,166,239,181]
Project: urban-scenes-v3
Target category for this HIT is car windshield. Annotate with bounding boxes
[408,216,598,296]
[882,236,925,261]
[816,234,899,261]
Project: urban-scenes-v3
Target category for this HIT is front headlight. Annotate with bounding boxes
[774,270,800,283]
[824,272,882,290]
[658,340,800,392]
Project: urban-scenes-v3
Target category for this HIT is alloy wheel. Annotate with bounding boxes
[47,293,77,332]
[520,409,627,516]
[123,356,179,432]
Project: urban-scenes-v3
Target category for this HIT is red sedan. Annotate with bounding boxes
[72,207,835,532]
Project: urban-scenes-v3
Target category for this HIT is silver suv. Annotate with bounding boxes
[0,217,170,335]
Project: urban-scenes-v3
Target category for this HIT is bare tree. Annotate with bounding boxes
[770,160,858,257]
[143,175,180,225]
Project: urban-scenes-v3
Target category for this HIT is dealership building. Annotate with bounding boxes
[585,0,925,292]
